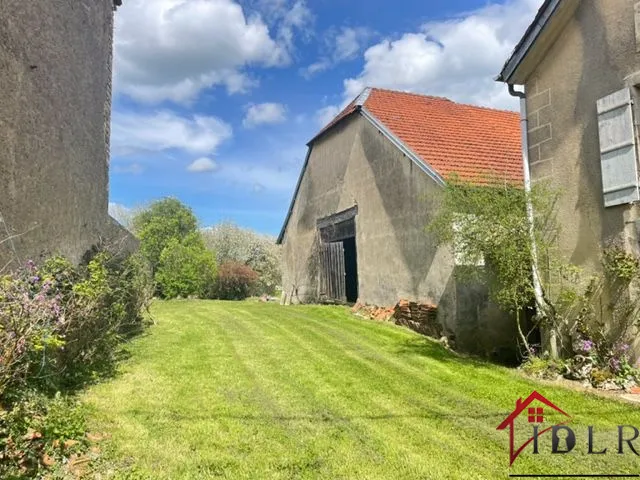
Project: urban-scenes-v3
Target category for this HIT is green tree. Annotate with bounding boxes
[429,177,558,356]
[132,198,199,272]
[202,222,281,295]
[155,233,217,299]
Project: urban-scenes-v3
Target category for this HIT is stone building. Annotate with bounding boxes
[497,0,640,351]
[277,88,523,355]
[498,0,640,274]
[0,0,132,269]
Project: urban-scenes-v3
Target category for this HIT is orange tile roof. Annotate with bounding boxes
[317,88,523,185]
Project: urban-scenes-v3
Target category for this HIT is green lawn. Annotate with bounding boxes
[84,301,640,479]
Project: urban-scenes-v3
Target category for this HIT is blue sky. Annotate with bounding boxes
[108,0,541,236]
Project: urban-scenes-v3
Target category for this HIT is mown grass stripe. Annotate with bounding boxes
[82,301,640,479]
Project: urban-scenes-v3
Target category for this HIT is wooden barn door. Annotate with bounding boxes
[319,241,346,303]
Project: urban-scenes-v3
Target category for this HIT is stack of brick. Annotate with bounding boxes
[351,303,395,322]
[392,300,440,338]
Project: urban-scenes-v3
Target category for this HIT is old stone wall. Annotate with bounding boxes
[524,0,640,270]
[0,0,131,268]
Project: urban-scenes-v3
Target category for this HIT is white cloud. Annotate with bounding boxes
[315,105,341,127]
[252,183,266,193]
[188,157,219,173]
[276,1,313,52]
[216,163,299,192]
[334,27,372,62]
[243,103,287,128]
[302,60,331,77]
[111,110,233,156]
[114,0,311,104]
[302,26,372,79]
[113,163,144,175]
[331,0,539,111]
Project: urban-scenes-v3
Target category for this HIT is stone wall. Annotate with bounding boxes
[0,0,132,268]
[524,0,640,271]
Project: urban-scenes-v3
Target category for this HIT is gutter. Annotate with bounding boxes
[508,84,557,358]
[497,0,560,83]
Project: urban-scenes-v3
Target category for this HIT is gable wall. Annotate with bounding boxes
[281,114,517,356]
[524,0,640,270]
[0,0,128,267]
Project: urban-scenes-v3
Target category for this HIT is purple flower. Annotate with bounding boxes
[609,357,622,373]
[29,275,40,284]
[581,339,595,353]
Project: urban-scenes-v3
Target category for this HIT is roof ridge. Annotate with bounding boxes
[368,87,452,103]
[366,87,519,115]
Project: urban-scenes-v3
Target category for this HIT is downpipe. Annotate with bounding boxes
[508,84,558,359]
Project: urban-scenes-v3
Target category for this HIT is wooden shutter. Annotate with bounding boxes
[319,242,346,302]
[597,88,640,207]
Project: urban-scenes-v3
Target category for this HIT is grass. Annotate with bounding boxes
[84,301,640,479]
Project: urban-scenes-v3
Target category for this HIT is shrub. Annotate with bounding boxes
[214,262,258,300]
[202,222,282,295]
[0,391,87,478]
[155,234,217,299]
[0,251,153,397]
[521,355,564,380]
[0,250,153,477]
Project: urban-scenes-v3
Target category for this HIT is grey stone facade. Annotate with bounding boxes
[278,114,517,358]
[0,0,133,268]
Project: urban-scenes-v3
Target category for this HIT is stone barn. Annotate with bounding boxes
[277,88,524,355]
[0,0,132,270]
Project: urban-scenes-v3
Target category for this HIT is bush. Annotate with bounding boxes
[202,222,281,296]
[155,234,217,299]
[0,250,153,477]
[0,391,88,478]
[214,262,258,300]
[521,355,564,380]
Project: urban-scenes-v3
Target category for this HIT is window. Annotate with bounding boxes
[597,87,640,207]
[527,407,544,424]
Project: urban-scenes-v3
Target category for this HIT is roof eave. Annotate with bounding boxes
[305,108,360,147]
[497,0,577,85]
[276,146,312,245]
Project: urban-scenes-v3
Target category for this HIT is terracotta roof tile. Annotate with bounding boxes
[317,88,523,185]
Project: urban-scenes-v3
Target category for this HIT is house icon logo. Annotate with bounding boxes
[497,391,572,466]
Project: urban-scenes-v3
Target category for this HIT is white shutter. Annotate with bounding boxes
[597,88,640,207]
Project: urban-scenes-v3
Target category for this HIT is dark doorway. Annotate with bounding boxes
[317,207,359,304]
[343,236,358,303]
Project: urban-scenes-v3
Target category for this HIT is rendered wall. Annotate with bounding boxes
[280,114,517,357]
[524,0,640,270]
[0,0,131,268]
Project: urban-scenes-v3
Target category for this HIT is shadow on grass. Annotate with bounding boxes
[53,319,153,396]
[395,337,494,369]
